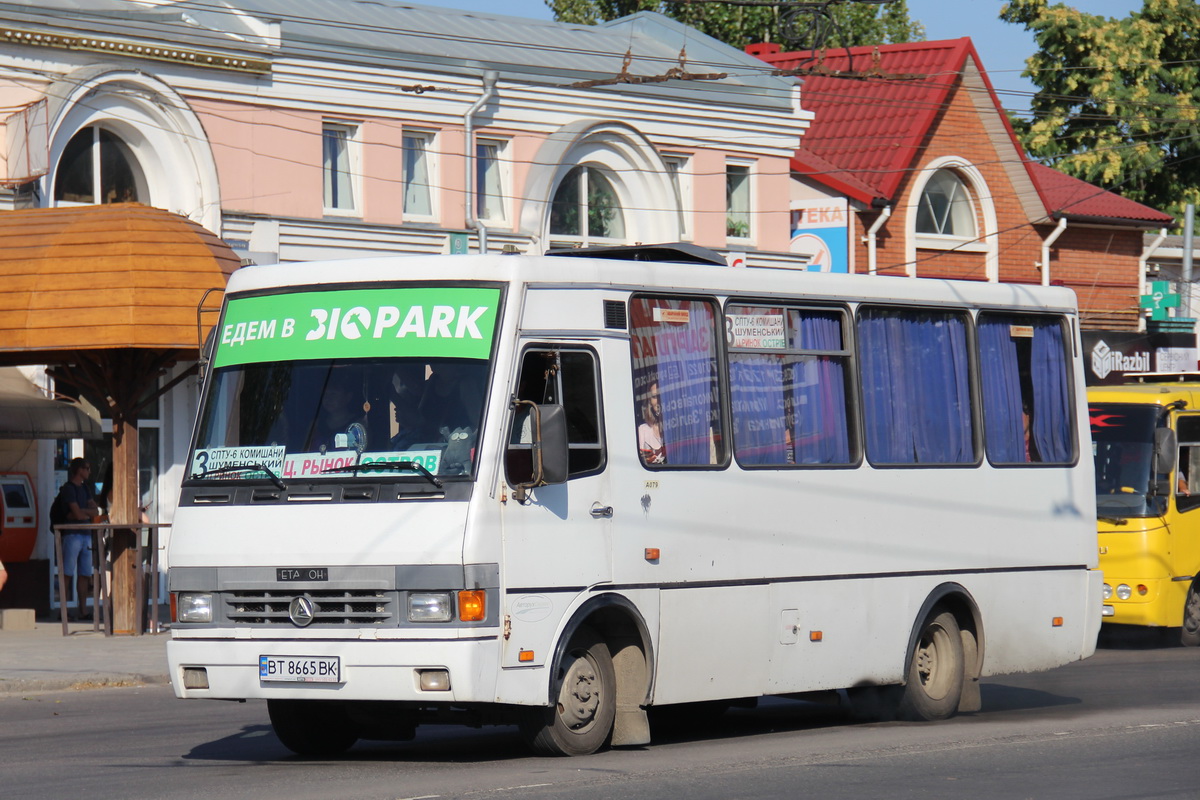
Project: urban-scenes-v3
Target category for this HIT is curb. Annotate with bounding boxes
[0,673,171,697]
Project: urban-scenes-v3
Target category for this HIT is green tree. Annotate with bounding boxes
[547,0,924,51]
[1001,0,1200,221]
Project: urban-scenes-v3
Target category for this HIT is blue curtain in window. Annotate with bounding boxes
[978,317,1025,462]
[651,301,718,464]
[791,312,850,464]
[1031,322,1071,462]
[731,354,788,464]
[860,311,973,464]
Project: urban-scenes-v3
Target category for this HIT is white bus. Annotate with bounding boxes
[167,244,1102,757]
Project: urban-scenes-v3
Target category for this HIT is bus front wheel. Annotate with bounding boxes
[898,609,964,721]
[267,699,358,757]
[1181,583,1200,647]
[520,626,616,756]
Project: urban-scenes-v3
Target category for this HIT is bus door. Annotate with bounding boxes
[500,342,618,660]
[1172,414,1200,588]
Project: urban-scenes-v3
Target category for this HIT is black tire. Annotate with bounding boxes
[267,699,358,757]
[520,626,616,756]
[897,609,965,721]
[1181,583,1200,647]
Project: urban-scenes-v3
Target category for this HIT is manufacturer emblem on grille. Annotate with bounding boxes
[288,595,315,627]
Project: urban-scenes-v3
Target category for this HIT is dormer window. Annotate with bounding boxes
[906,159,995,275]
[916,169,975,237]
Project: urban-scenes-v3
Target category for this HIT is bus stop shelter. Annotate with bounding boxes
[0,203,238,633]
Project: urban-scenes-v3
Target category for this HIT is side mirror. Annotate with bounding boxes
[1155,427,1178,475]
[509,401,568,503]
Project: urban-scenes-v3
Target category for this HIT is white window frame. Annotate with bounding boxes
[725,160,754,243]
[475,137,509,224]
[662,153,692,240]
[53,125,149,207]
[548,163,628,249]
[322,121,360,216]
[906,156,998,279]
[403,130,439,222]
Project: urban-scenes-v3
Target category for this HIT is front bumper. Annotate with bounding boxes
[167,633,502,702]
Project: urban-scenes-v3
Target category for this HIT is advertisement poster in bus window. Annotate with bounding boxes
[629,297,723,465]
[790,199,848,273]
[212,287,500,368]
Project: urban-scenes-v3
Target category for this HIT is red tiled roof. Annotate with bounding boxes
[749,39,1173,227]
[1027,161,1173,225]
[751,38,976,203]
[791,147,882,206]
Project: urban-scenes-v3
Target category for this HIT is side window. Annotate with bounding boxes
[978,313,1074,465]
[725,303,854,466]
[859,307,975,466]
[507,348,604,481]
[1176,416,1200,512]
[629,296,726,468]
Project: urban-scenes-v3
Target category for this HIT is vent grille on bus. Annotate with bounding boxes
[224,590,394,625]
[604,300,627,330]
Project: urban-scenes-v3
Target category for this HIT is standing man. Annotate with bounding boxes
[58,457,98,621]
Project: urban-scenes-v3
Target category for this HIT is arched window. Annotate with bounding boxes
[915,169,975,237]
[54,126,145,205]
[549,165,626,243]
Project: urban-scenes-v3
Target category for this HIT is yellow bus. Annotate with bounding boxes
[1090,379,1200,645]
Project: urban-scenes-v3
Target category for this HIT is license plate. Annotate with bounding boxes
[259,655,341,683]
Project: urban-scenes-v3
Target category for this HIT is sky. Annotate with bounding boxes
[413,0,1145,115]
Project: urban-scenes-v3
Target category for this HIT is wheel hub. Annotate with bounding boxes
[558,654,601,731]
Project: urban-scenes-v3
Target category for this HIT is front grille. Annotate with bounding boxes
[225,589,394,625]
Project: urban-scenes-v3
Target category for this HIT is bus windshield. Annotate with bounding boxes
[193,357,489,481]
[1091,403,1165,518]
[189,284,501,483]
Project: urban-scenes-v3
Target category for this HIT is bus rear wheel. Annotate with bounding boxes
[267,699,358,757]
[1181,583,1200,647]
[898,609,964,721]
[520,626,616,756]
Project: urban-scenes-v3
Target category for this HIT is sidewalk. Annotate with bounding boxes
[0,617,171,696]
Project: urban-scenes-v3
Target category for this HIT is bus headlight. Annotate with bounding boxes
[1102,583,1113,600]
[176,592,213,623]
[1116,584,1133,600]
[408,592,453,622]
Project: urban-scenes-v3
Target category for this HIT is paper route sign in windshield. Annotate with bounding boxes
[212,286,501,368]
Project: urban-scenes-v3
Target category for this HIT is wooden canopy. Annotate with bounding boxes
[0,203,237,634]
[0,203,239,363]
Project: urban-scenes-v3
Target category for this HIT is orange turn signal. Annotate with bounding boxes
[1052,617,1064,627]
[809,630,823,642]
[645,548,660,561]
[518,649,534,662]
[458,590,486,622]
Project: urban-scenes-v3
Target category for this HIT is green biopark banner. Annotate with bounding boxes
[212,286,501,368]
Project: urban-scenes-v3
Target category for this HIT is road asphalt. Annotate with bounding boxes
[0,617,171,696]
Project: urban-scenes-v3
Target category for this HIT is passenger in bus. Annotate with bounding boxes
[389,366,427,450]
[638,381,666,465]
[306,368,367,453]
[1023,403,1041,463]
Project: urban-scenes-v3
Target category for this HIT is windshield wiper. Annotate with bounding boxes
[1097,515,1129,526]
[320,460,444,488]
[190,463,287,490]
